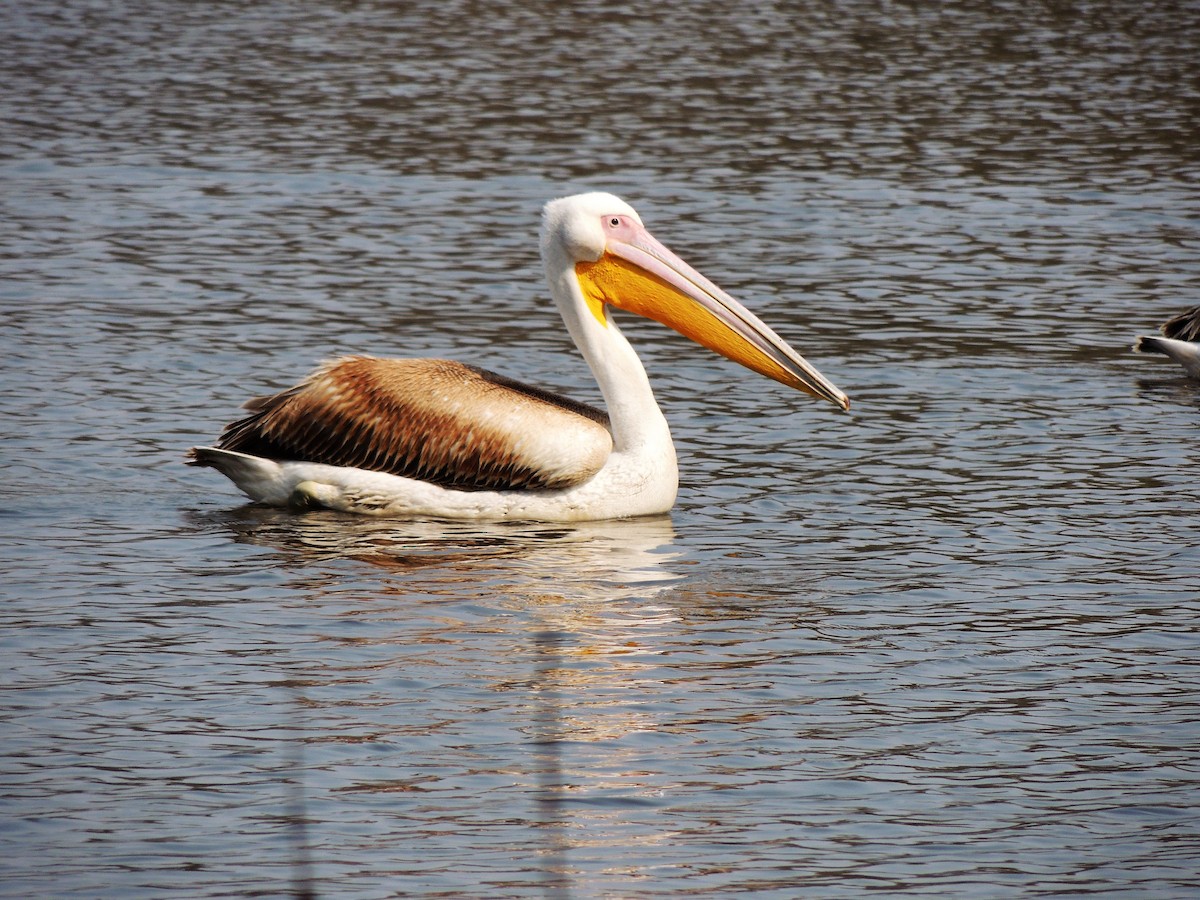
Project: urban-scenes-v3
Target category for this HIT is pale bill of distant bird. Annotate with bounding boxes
[1132,305,1200,380]
[188,192,849,521]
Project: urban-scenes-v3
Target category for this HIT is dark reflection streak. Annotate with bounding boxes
[1133,377,1200,410]
[531,629,571,900]
[283,686,318,900]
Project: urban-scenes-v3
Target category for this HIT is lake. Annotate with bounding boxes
[2,0,1199,896]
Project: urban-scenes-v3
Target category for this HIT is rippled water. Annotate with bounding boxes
[3,1,1199,896]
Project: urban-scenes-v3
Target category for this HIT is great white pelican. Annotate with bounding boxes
[188,192,849,520]
[1133,306,1200,379]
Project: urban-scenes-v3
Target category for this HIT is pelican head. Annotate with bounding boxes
[541,192,849,410]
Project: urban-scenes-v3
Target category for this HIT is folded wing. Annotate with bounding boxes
[1160,305,1200,342]
[213,356,613,491]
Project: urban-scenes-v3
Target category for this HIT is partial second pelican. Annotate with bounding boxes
[1133,306,1200,379]
[188,192,849,521]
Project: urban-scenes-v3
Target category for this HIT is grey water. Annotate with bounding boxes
[2,0,1199,896]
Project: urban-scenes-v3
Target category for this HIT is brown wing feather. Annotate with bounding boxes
[1161,306,1200,342]
[215,357,613,491]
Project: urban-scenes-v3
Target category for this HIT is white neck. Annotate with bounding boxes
[544,252,672,454]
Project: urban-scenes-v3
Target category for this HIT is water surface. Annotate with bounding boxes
[2,1,1199,896]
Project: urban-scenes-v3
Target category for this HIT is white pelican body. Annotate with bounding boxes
[1134,306,1200,380]
[190,193,849,521]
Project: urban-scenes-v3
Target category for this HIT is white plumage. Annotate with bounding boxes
[190,193,848,521]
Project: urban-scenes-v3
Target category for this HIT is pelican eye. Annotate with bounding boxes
[610,217,621,226]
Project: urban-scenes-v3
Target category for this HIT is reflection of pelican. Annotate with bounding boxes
[211,507,682,602]
[1134,306,1200,379]
[197,508,684,898]
[189,193,848,521]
